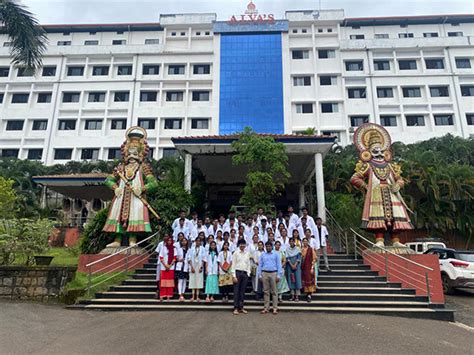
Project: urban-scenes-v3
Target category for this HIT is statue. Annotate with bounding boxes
[103,126,159,248]
[350,123,413,248]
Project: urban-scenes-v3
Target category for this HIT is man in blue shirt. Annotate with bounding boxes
[258,241,283,314]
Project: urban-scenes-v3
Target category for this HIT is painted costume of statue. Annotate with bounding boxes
[103,126,158,247]
[350,123,413,247]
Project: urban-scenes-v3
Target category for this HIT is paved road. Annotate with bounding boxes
[0,300,473,355]
[446,288,474,327]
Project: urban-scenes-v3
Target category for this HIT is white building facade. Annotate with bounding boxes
[0,7,473,165]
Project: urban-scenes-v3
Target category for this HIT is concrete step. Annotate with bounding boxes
[317,281,399,287]
[130,273,387,281]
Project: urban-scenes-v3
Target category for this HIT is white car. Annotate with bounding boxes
[424,248,474,294]
[406,241,446,254]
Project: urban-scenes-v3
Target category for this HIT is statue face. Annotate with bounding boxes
[370,144,385,162]
[126,146,140,162]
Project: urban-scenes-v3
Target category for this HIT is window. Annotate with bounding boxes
[466,114,474,125]
[319,76,337,86]
[377,87,394,98]
[166,91,184,102]
[196,31,202,36]
[85,119,102,130]
[430,86,449,97]
[89,31,96,35]
[32,120,47,130]
[455,58,471,69]
[406,115,425,126]
[17,67,34,76]
[171,32,177,36]
[81,148,99,160]
[398,33,414,38]
[398,60,417,70]
[58,120,76,130]
[180,32,186,36]
[42,66,56,76]
[116,31,124,34]
[423,32,439,38]
[1,149,19,158]
[348,87,366,99]
[425,58,444,69]
[193,64,210,75]
[88,92,106,102]
[205,31,210,36]
[402,87,422,98]
[434,114,454,126]
[84,40,99,45]
[0,93,3,103]
[92,66,109,76]
[140,91,157,102]
[296,103,313,114]
[6,120,24,131]
[292,50,310,59]
[108,148,121,160]
[54,149,72,160]
[111,119,127,130]
[448,32,463,37]
[380,115,397,127]
[350,34,365,39]
[350,116,369,127]
[293,76,311,86]
[162,148,177,158]
[63,31,70,35]
[192,91,210,101]
[327,28,333,33]
[145,39,160,44]
[27,149,42,160]
[374,60,390,71]
[11,93,29,103]
[138,118,156,130]
[375,33,389,39]
[114,91,129,102]
[345,60,363,71]
[321,103,338,113]
[57,41,71,46]
[317,28,323,33]
[37,92,52,103]
[117,65,133,75]
[112,39,126,45]
[62,92,80,103]
[0,67,9,77]
[142,64,160,75]
[164,118,182,129]
[302,29,307,33]
[67,66,84,76]
[351,26,360,29]
[191,118,209,129]
[460,86,474,96]
[168,65,185,75]
[318,50,336,59]
[3,42,12,47]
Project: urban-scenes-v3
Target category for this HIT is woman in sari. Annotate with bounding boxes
[159,236,177,301]
[285,238,302,302]
[274,241,289,301]
[217,241,233,303]
[301,237,317,302]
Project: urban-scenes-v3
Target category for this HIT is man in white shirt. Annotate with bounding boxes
[231,239,251,315]
[172,210,193,231]
[314,217,331,271]
[173,218,190,241]
[191,219,208,241]
[287,206,300,228]
[300,207,317,236]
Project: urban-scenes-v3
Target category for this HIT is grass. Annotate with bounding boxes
[11,247,80,266]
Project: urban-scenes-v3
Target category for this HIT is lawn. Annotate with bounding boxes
[12,247,80,266]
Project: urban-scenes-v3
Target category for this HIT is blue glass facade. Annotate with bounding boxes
[219,33,284,134]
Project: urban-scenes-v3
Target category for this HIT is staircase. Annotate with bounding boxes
[70,254,454,321]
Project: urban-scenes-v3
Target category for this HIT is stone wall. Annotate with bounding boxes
[0,266,76,301]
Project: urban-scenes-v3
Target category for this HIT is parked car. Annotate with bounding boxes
[406,240,446,254]
[424,247,474,294]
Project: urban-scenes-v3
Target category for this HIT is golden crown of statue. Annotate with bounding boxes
[353,123,392,161]
[367,131,383,148]
[120,126,149,161]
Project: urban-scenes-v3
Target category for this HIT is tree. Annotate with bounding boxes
[231,127,290,212]
[0,0,47,71]
[0,176,18,219]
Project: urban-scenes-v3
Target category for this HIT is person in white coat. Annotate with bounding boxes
[314,217,331,271]
[187,237,206,301]
[175,238,189,302]
[205,241,220,302]
[217,241,233,303]
[154,238,165,299]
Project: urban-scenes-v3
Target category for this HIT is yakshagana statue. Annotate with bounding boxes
[103,126,159,248]
[350,123,413,248]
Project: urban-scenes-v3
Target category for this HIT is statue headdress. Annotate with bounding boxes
[353,123,392,162]
[120,126,150,161]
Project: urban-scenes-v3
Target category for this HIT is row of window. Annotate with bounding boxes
[291,28,335,34]
[3,117,210,132]
[347,31,464,40]
[348,114,468,128]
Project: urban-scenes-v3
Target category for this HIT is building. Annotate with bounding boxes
[0,4,473,165]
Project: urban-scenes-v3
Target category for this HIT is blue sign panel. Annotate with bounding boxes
[219,33,284,134]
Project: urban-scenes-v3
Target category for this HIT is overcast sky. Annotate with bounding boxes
[22,0,474,25]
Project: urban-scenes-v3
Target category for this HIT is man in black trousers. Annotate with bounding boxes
[231,239,251,315]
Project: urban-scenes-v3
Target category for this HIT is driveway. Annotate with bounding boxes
[445,288,474,327]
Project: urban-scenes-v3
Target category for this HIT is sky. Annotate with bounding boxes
[21,0,474,25]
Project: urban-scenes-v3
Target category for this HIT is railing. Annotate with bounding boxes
[350,228,434,303]
[85,232,159,295]
[325,208,349,255]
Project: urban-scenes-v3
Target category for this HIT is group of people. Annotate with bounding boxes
[155,206,331,315]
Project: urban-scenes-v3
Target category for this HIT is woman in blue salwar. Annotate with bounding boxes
[285,237,302,302]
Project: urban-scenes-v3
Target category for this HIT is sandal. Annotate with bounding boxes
[261,309,269,314]
[273,309,278,315]
[233,310,239,315]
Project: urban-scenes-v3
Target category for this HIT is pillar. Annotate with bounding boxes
[314,152,326,222]
[40,186,47,209]
[184,153,192,193]
[298,184,305,210]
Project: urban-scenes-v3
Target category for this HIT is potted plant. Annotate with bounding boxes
[20,218,55,266]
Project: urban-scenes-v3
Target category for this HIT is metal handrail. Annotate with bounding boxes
[350,228,433,271]
[325,208,348,254]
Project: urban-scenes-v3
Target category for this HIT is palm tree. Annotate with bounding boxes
[0,0,47,71]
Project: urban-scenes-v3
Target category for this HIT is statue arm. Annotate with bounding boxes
[390,163,404,192]
[350,161,369,191]
[142,163,159,194]
[104,170,120,191]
